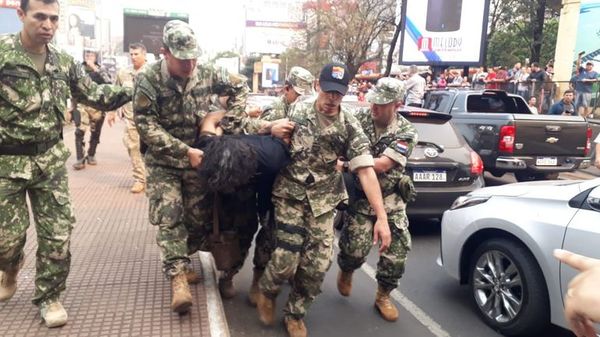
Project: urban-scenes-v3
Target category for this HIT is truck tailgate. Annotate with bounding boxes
[513,115,587,156]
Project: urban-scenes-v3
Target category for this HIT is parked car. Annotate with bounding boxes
[424,89,592,182]
[399,108,485,219]
[440,178,600,336]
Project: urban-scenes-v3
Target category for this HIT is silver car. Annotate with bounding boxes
[440,178,600,336]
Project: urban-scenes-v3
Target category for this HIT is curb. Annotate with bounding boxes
[199,252,230,337]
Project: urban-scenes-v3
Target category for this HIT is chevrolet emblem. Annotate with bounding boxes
[546,137,559,144]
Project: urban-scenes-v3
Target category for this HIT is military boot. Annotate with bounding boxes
[0,260,23,301]
[73,131,86,170]
[374,286,399,322]
[218,273,236,299]
[86,155,97,165]
[171,273,193,313]
[40,300,68,328]
[256,292,276,326]
[337,270,353,297]
[248,268,264,306]
[284,316,307,337]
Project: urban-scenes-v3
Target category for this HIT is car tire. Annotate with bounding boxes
[468,238,549,336]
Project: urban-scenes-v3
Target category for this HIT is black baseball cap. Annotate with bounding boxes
[319,62,350,95]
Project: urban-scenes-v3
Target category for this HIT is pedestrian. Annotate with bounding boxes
[516,66,530,99]
[71,49,113,169]
[575,62,598,118]
[0,0,131,327]
[248,66,315,305]
[527,96,539,114]
[133,20,249,314]
[548,90,575,115]
[404,65,426,107]
[337,77,418,322]
[528,62,545,107]
[554,249,600,337]
[472,66,487,90]
[255,62,392,337]
[106,42,148,193]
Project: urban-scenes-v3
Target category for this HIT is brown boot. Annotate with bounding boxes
[130,181,145,193]
[248,269,264,306]
[218,274,236,299]
[72,158,86,170]
[171,273,193,313]
[337,270,353,297]
[0,261,22,301]
[186,270,201,285]
[256,292,276,326]
[374,286,399,322]
[284,316,307,337]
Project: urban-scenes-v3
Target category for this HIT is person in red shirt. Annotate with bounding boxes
[485,67,498,89]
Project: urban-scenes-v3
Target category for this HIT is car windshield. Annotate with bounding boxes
[466,94,531,114]
[408,119,463,148]
[424,92,453,112]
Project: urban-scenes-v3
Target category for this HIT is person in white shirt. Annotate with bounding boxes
[528,96,539,114]
[404,65,426,107]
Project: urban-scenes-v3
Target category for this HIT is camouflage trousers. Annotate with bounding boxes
[122,119,146,184]
[0,165,75,305]
[75,105,105,158]
[146,165,209,278]
[259,196,334,319]
[217,188,259,277]
[338,210,411,292]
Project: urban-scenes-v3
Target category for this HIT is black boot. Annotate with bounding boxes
[87,116,105,165]
[73,128,86,170]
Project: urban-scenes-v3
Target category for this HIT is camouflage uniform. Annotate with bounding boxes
[73,62,113,162]
[338,78,418,292]
[258,96,375,319]
[253,67,315,272]
[0,33,131,305]
[133,21,249,278]
[115,65,146,186]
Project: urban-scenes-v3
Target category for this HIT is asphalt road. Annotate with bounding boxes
[223,173,578,337]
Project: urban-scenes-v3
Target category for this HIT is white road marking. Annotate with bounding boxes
[334,241,452,337]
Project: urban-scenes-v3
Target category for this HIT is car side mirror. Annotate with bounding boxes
[588,196,600,212]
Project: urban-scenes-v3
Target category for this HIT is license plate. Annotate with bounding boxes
[413,170,447,182]
[536,157,557,166]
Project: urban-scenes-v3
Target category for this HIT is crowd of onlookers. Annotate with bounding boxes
[346,60,598,116]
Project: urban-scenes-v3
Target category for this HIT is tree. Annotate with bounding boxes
[282,0,396,78]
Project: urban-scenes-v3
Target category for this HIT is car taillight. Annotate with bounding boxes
[498,125,515,154]
[470,151,484,175]
[584,127,592,156]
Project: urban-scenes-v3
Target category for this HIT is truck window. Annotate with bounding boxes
[424,92,452,112]
[466,94,531,114]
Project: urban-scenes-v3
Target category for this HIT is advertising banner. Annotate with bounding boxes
[399,0,490,66]
[574,1,600,68]
[261,62,279,88]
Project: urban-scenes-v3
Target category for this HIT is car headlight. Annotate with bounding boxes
[450,195,490,210]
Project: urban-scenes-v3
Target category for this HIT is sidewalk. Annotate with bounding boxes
[0,121,228,337]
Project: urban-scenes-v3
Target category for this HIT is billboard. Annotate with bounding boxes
[261,62,280,88]
[123,8,189,56]
[398,0,490,66]
[574,1,600,68]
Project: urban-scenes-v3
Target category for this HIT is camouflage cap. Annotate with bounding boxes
[162,20,200,60]
[366,77,406,105]
[286,66,315,95]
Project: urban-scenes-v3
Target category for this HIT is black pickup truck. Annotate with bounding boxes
[423,89,592,181]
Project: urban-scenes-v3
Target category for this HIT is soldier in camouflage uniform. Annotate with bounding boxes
[133,20,249,314]
[256,62,392,337]
[249,66,315,305]
[337,77,418,322]
[106,43,147,193]
[0,0,131,328]
[71,49,113,170]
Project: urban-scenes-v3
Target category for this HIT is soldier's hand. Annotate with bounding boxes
[106,111,117,127]
[271,119,295,139]
[373,218,391,254]
[187,148,204,168]
[247,106,262,118]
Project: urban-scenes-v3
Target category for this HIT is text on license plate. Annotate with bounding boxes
[413,171,447,182]
[536,157,557,166]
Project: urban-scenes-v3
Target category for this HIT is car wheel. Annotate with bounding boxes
[469,238,549,336]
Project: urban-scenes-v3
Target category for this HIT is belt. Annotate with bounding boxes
[0,138,60,156]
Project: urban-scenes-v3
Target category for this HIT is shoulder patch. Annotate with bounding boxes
[394,140,409,155]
